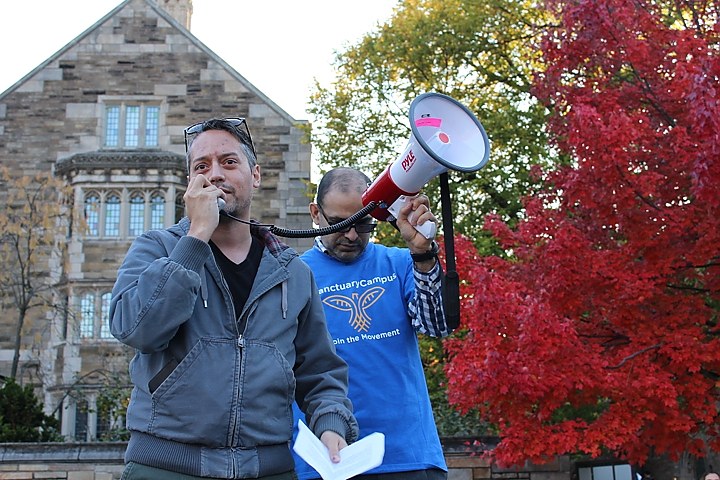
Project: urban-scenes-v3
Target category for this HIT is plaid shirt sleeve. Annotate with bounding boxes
[408,260,451,337]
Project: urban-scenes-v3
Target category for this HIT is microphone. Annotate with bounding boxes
[217,198,226,212]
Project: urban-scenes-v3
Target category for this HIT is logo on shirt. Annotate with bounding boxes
[323,287,385,332]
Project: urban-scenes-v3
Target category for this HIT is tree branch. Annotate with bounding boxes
[606,344,662,370]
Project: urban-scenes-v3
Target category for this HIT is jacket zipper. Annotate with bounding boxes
[209,249,285,470]
[210,258,246,452]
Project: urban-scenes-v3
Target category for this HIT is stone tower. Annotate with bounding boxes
[159,0,192,29]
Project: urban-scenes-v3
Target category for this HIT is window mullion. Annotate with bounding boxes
[119,105,126,148]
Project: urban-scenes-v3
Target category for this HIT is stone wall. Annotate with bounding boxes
[0,443,572,480]
[0,443,125,480]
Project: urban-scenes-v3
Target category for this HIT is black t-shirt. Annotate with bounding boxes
[210,236,263,320]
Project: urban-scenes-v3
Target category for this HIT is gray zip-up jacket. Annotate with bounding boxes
[109,218,358,478]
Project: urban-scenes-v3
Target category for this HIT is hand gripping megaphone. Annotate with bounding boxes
[361,92,490,238]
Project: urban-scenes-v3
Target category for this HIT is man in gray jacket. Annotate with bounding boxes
[110,118,358,479]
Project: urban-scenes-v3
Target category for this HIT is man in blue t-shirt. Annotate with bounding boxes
[293,167,451,479]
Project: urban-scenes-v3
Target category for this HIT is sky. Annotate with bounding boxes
[0,0,397,121]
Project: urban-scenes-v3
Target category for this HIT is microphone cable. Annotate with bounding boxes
[219,201,378,239]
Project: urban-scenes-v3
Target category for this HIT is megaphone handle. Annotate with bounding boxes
[412,219,437,240]
[439,172,460,330]
[387,196,437,240]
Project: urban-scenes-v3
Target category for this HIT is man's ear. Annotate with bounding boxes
[309,203,321,226]
[252,165,261,188]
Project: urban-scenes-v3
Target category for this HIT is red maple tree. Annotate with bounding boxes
[444,0,720,467]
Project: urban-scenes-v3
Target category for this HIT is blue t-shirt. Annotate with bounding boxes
[292,242,446,477]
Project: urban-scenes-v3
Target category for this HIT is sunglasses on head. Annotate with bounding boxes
[317,204,377,234]
[183,117,256,157]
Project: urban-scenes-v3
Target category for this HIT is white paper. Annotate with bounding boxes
[292,420,385,480]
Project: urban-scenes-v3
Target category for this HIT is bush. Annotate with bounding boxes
[0,379,61,442]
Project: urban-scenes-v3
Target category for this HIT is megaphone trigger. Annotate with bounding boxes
[387,195,438,240]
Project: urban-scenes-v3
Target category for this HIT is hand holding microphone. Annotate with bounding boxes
[184,174,224,242]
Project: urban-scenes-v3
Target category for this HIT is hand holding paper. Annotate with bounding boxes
[293,420,385,480]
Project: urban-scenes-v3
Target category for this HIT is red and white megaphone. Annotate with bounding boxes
[361,92,490,238]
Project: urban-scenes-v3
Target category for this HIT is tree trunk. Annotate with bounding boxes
[11,307,27,379]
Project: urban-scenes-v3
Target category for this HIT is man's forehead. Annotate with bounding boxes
[191,129,240,149]
[190,131,244,158]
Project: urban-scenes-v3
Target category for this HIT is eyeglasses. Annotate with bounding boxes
[317,205,377,234]
[184,117,256,158]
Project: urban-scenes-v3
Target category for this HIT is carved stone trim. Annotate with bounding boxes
[56,150,186,176]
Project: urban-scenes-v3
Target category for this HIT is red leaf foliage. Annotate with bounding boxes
[443,0,720,468]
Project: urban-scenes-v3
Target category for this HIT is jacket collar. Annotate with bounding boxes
[175,217,290,260]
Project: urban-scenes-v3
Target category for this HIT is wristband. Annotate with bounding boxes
[410,241,438,263]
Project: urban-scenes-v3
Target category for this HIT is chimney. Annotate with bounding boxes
[160,0,193,30]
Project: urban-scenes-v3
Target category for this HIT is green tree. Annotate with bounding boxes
[307,0,557,243]
[49,367,132,442]
[306,0,559,437]
[94,381,131,441]
[0,379,60,442]
[0,168,73,380]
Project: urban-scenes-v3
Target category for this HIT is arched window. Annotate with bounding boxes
[99,292,113,339]
[175,193,185,223]
[84,193,100,237]
[129,192,145,236]
[80,187,174,239]
[78,291,115,341]
[104,193,121,237]
[150,192,165,230]
[74,397,89,441]
[80,293,95,338]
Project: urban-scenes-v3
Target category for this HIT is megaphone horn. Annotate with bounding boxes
[361,92,490,238]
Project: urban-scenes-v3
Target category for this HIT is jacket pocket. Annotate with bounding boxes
[149,337,237,446]
[237,340,295,446]
[148,358,178,393]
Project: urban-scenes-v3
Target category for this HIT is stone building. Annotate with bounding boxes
[0,0,312,440]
